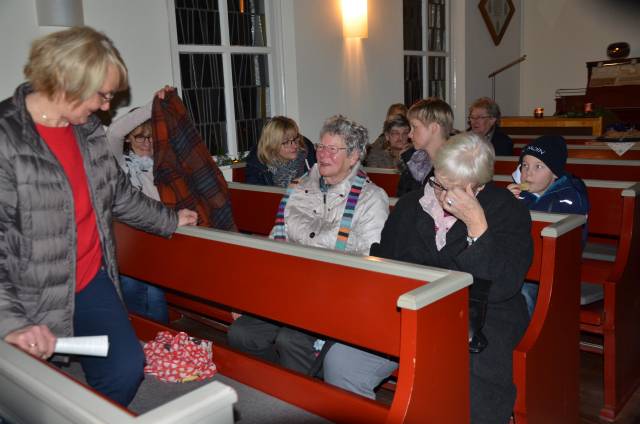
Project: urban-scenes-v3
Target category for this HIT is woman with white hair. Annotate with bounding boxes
[371,132,533,423]
[228,115,390,388]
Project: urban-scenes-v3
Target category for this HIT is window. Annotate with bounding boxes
[403,0,449,107]
[170,0,277,157]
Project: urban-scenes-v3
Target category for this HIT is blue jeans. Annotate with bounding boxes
[119,275,168,324]
[74,269,145,406]
[521,281,539,317]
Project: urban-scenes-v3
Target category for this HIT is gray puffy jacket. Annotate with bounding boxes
[0,83,177,338]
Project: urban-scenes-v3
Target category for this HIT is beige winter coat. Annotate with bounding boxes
[270,163,389,255]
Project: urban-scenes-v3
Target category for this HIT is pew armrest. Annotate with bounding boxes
[397,270,472,310]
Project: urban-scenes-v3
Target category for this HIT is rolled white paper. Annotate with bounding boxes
[55,336,109,357]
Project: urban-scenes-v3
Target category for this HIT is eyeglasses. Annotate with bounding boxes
[316,143,348,155]
[281,135,300,147]
[467,115,491,121]
[133,134,152,143]
[427,176,448,192]
[389,129,410,137]
[97,91,115,104]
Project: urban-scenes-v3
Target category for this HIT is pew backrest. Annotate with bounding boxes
[115,223,473,424]
[495,156,640,181]
[514,143,640,160]
[0,340,237,424]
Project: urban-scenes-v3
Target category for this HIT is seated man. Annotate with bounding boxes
[508,135,590,315]
[468,97,513,156]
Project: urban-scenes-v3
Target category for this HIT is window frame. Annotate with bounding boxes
[167,0,285,158]
[403,0,451,104]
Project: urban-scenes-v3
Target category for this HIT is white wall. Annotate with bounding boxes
[465,0,522,118]
[520,0,640,116]
[0,0,173,119]
[289,0,405,142]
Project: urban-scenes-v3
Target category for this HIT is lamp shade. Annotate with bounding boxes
[342,0,368,39]
[36,0,84,27]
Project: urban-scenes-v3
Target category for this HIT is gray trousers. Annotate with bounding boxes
[227,315,317,374]
[323,343,398,399]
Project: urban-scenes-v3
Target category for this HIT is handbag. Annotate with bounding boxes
[468,278,491,354]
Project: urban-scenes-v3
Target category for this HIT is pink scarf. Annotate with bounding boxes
[419,184,458,250]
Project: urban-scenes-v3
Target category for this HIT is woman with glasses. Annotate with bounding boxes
[468,97,513,156]
[245,116,316,187]
[363,113,411,169]
[0,26,197,406]
[371,132,533,424]
[105,86,174,323]
[228,115,392,398]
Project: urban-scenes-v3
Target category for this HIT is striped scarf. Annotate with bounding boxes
[273,169,367,251]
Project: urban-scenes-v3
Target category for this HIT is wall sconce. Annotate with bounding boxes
[342,0,368,39]
[36,0,84,27]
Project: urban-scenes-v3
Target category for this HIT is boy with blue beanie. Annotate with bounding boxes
[508,135,590,315]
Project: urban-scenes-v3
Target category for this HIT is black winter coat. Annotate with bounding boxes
[371,183,533,424]
[490,127,514,156]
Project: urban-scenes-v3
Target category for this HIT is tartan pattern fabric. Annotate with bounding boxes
[152,92,237,231]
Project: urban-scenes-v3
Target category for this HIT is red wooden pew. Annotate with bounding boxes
[0,336,237,423]
[223,182,586,422]
[494,175,640,421]
[494,157,640,182]
[513,143,640,161]
[116,223,473,423]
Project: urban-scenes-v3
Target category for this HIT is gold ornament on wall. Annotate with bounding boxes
[478,0,515,46]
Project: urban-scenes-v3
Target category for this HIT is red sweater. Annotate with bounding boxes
[37,124,102,292]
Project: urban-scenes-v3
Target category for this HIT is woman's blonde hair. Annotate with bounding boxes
[435,132,495,185]
[24,26,128,104]
[257,116,304,166]
[408,97,454,138]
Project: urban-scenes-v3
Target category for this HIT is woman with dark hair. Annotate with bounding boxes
[363,114,411,169]
[106,87,174,323]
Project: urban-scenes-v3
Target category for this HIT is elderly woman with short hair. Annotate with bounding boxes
[468,97,513,156]
[0,26,196,406]
[228,115,390,391]
[371,132,533,423]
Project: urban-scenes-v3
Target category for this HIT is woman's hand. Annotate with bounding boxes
[177,209,198,226]
[5,325,57,360]
[155,85,175,100]
[507,183,521,198]
[441,184,488,238]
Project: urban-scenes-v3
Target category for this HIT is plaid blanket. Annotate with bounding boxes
[152,92,237,231]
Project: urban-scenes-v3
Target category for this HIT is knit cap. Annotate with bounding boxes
[520,135,568,177]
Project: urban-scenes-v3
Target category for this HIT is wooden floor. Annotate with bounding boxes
[580,352,640,424]
[172,315,640,423]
